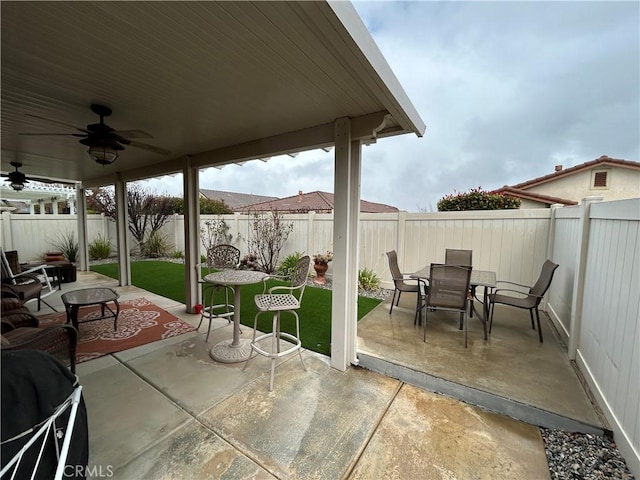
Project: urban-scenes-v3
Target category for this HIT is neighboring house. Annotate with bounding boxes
[240,190,399,213]
[493,155,640,208]
[199,189,278,212]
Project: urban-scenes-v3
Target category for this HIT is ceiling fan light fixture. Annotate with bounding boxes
[10,180,25,191]
[87,143,122,165]
[6,162,28,191]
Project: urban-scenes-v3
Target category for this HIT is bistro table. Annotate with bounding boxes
[411,266,496,339]
[204,270,267,363]
[61,287,120,332]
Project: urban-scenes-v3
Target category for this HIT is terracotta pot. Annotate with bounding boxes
[44,252,65,262]
[313,262,329,285]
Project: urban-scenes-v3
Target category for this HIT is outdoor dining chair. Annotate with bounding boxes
[386,250,423,324]
[243,255,311,391]
[488,260,559,342]
[445,248,473,267]
[421,263,473,347]
[195,244,241,341]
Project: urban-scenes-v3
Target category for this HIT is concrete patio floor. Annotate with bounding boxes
[357,292,607,435]
[26,270,554,479]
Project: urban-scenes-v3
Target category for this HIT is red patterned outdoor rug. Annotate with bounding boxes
[39,298,196,363]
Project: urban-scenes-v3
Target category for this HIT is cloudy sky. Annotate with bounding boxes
[142,1,639,212]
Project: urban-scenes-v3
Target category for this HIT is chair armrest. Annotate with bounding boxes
[1,297,24,313]
[259,274,287,293]
[268,285,296,294]
[1,313,39,329]
[10,270,42,285]
[495,280,530,290]
[19,264,48,276]
[491,288,545,300]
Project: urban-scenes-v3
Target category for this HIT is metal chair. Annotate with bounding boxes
[445,248,472,267]
[195,244,241,341]
[421,263,473,347]
[243,255,311,391]
[488,260,559,343]
[386,250,423,324]
[1,250,55,311]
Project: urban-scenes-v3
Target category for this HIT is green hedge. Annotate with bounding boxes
[437,188,520,211]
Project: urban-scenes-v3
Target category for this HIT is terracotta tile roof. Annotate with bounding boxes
[241,191,399,213]
[491,187,577,206]
[199,189,278,211]
[510,155,640,190]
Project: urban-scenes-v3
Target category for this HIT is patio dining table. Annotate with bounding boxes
[203,270,267,363]
[411,266,496,339]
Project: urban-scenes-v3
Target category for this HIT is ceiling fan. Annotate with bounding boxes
[2,161,75,191]
[20,104,171,165]
[3,162,29,191]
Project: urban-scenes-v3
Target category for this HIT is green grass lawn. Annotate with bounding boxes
[90,261,381,356]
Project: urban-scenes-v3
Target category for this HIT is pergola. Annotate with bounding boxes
[1,1,425,370]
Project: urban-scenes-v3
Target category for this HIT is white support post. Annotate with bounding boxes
[76,185,89,272]
[68,197,76,215]
[567,196,603,359]
[115,177,131,286]
[29,202,35,215]
[307,210,315,255]
[1,211,13,250]
[331,117,355,371]
[39,200,45,214]
[52,199,59,215]
[183,159,200,312]
[346,140,362,365]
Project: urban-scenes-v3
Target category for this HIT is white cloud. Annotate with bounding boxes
[142,1,640,211]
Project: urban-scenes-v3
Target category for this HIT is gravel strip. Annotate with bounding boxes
[541,428,634,479]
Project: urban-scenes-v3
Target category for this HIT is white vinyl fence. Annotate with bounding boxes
[549,198,639,476]
[1,201,638,476]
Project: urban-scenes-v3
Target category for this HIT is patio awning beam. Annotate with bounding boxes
[81,112,393,189]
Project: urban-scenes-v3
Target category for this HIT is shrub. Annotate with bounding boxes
[89,235,111,260]
[437,187,520,211]
[277,251,304,278]
[358,268,380,291]
[50,231,79,263]
[239,253,261,271]
[247,210,293,273]
[170,250,184,259]
[141,231,171,258]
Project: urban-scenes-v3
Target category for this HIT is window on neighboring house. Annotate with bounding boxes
[592,170,609,189]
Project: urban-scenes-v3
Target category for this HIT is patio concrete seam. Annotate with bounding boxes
[115,356,283,478]
[341,376,404,480]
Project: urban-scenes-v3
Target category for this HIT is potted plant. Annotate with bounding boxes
[312,251,333,285]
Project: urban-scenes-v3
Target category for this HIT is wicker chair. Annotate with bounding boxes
[1,298,78,373]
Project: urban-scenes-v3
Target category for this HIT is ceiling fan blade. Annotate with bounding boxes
[113,129,153,139]
[19,133,86,137]
[24,113,90,133]
[125,140,171,156]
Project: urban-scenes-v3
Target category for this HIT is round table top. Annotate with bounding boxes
[203,270,267,286]
[61,287,119,306]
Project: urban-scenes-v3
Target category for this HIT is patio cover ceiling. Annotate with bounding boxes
[1,1,425,188]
